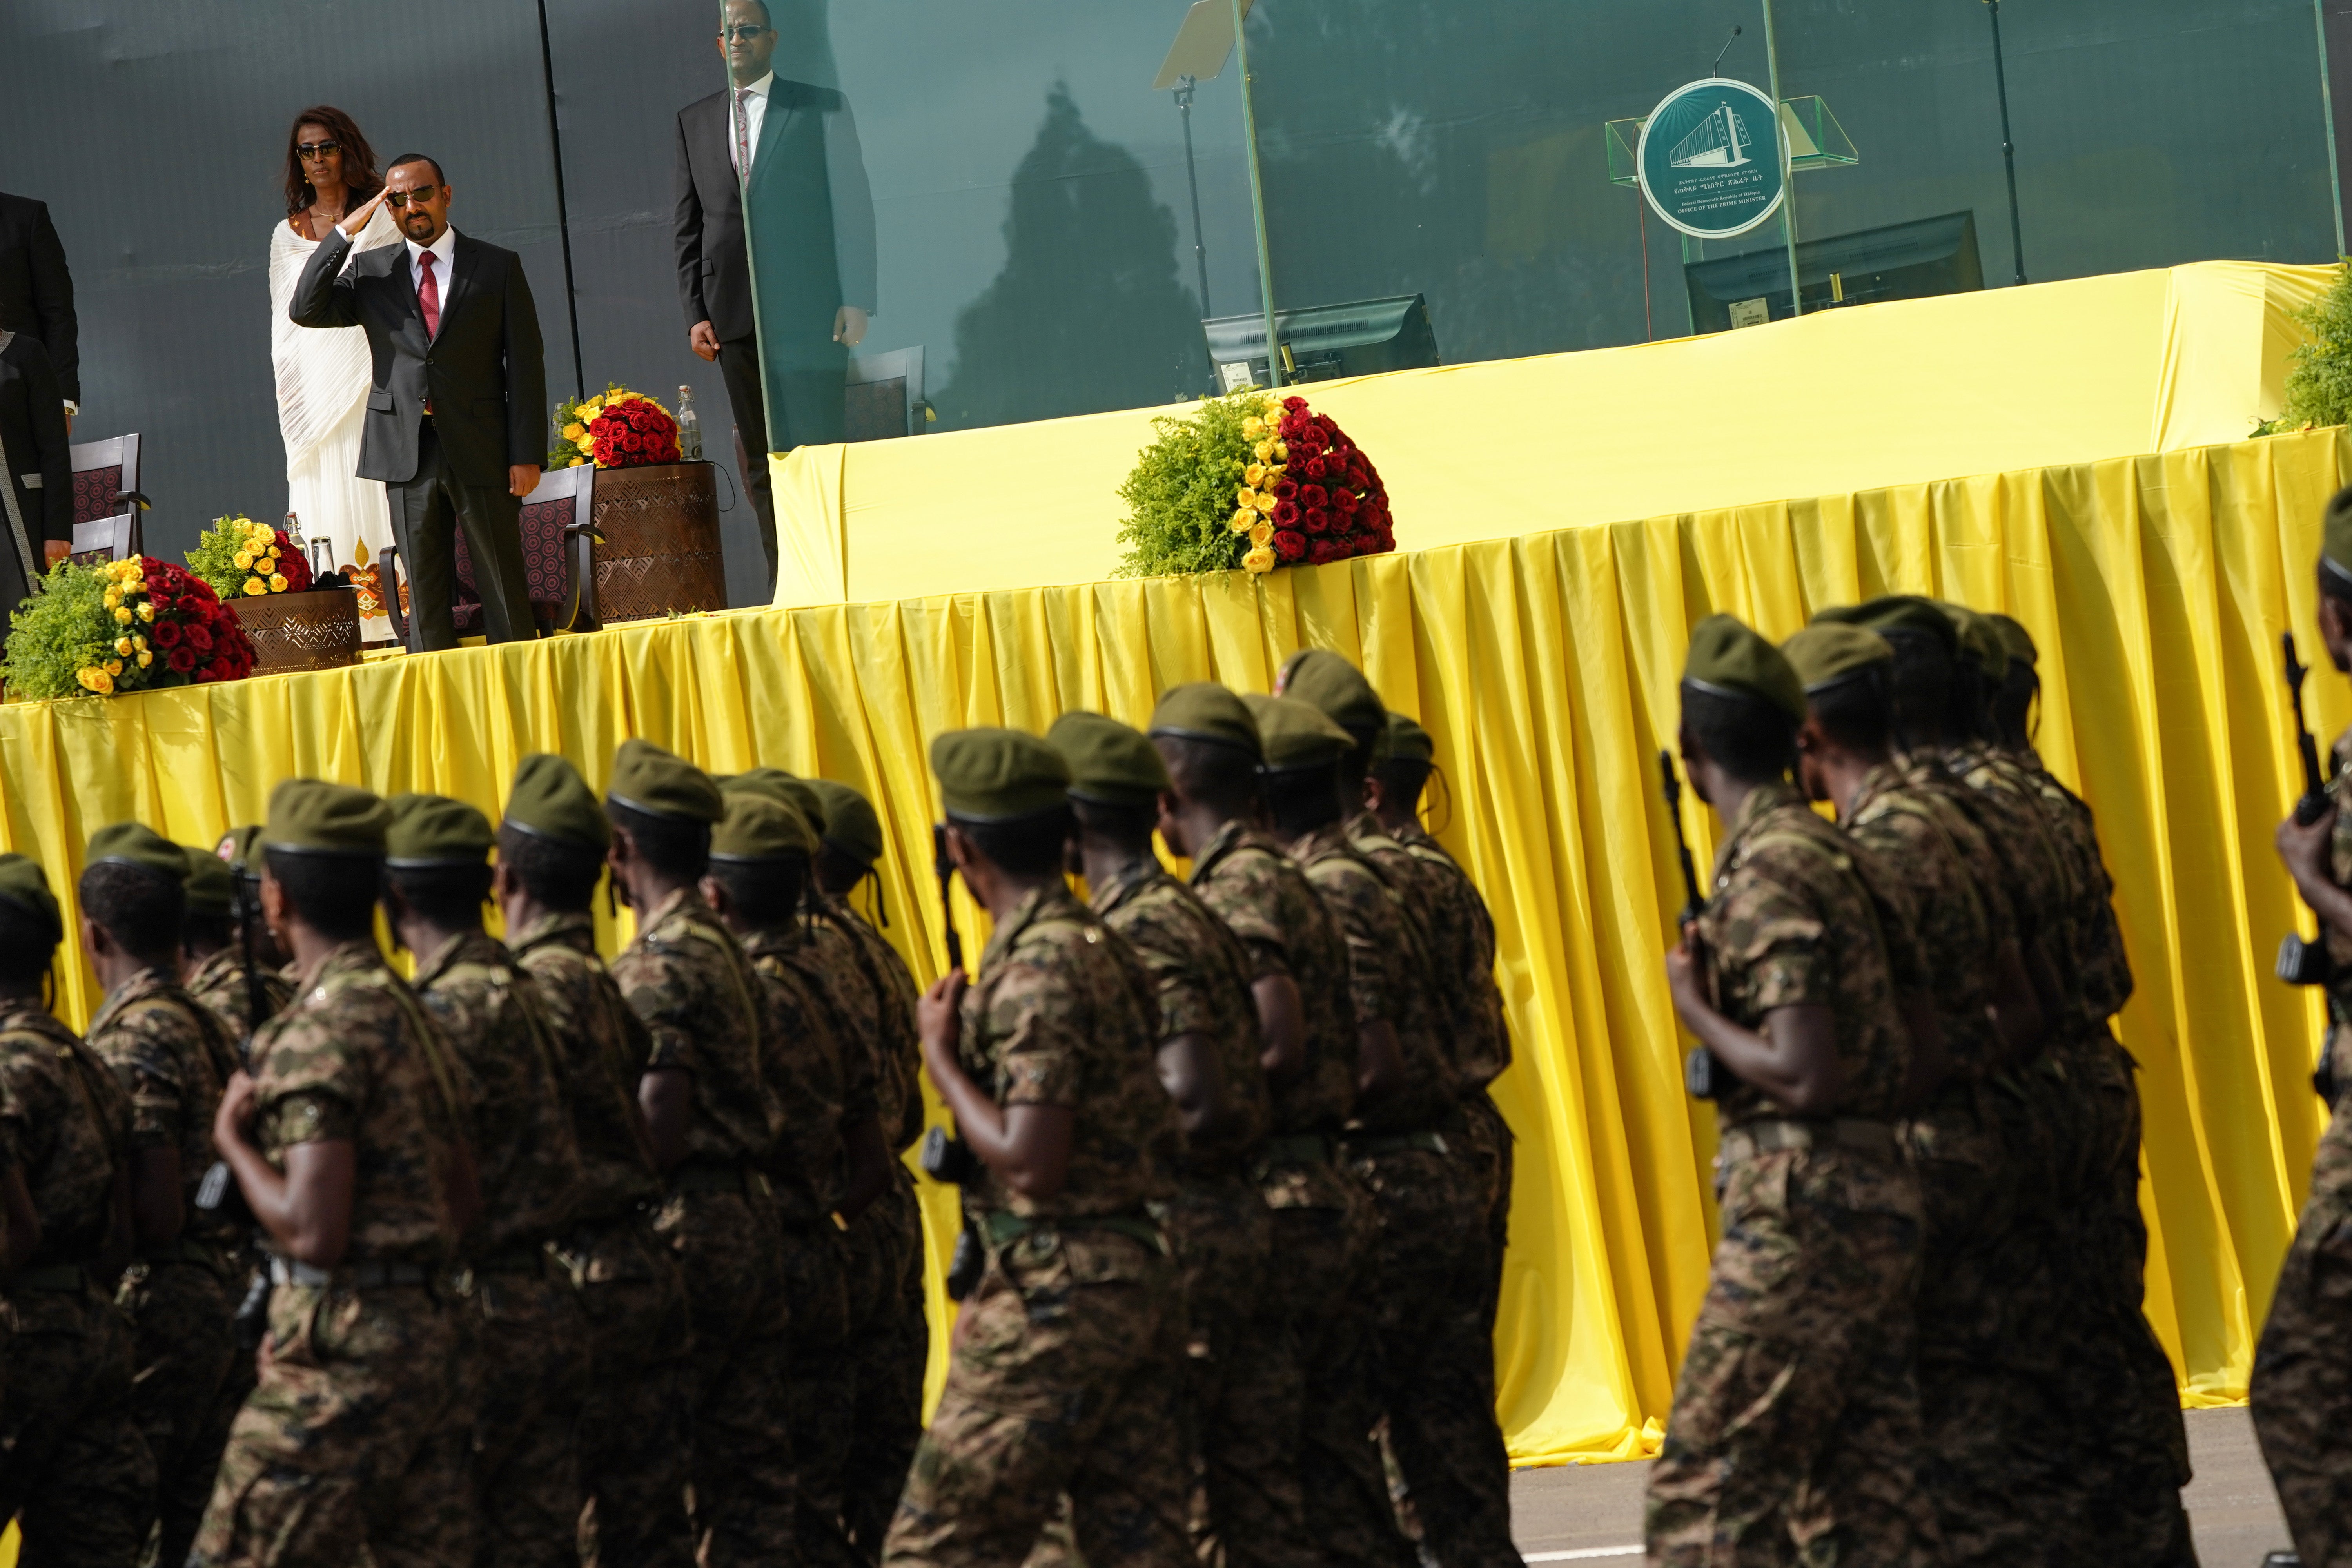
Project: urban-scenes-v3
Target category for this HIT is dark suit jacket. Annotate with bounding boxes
[289,227,546,489]
[0,330,72,550]
[0,192,79,405]
[675,80,877,344]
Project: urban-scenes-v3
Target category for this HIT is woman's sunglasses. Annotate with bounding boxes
[297,141,341,161]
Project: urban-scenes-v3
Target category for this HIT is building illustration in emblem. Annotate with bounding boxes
[1668,104,1753,169]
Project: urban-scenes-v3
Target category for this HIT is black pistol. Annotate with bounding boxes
[919,1126,988,1300]
[1661,750,1722,1101]
[2279,632,2337,987]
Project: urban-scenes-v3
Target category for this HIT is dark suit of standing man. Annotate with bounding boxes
[290,154,545,653]
[0,192,79,424]
[0,330,72,611]
[675,0,877,597]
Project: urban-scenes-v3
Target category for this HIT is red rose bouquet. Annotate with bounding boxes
[550,385,682,470]
[1249,395,1394,570]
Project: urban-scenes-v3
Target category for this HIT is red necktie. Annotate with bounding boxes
[418,250,442,338]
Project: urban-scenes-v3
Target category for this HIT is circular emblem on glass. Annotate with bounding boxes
[1636,77,1788,240]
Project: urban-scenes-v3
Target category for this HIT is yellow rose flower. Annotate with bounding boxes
[1242,416,1265,437]
[137,604,155,623]
[243,579,268,597]
[269,573,289,593]
[103,588,122,608]
[1245,464,1266,486]
[115,637,133,657]
[1273,441,1287,461]
[1236,486,1257,509]
[563,423,587,444]
[1253,491,1277,514]
[1254,439,1274,462]
[1230,508,1255,533]
[1242,546,1276,575]
[133,635,147,652]
[137,652,153,669]
[113,606,132,624]
[105,659,123,676]
[1250,521,1273,547]
[234,552,254,571]
[78,666,113,695]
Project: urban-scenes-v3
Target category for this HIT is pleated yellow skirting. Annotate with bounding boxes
[2,424,2344,1476]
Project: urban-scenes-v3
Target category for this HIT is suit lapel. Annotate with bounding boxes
[749,83,793,194]
[436,233,477,338]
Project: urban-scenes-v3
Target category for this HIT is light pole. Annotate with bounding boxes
[1985,0,2027,285]
[1760,0,1802,316]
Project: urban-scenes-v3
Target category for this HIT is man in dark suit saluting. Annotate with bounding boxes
[291,154,546,653]
[675,0,876,597]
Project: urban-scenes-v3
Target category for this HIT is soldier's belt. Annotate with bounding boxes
[269,1257,434,1290]
[10,1261,89,1292]
[1718,1118,1896,1164]
[978,1209,1167,1255]
[1256,1133,1334,1167]
[1343,1129,1450,1160]
[667,1160,763,1198]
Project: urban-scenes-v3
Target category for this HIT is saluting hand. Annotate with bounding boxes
[339,185,393,239]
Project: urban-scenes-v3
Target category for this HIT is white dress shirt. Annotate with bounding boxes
[729,73,774,174]
[405,227,458,333]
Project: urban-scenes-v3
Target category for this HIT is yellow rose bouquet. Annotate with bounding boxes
[186,515,310,601]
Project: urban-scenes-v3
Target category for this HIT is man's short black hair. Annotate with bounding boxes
[610,802,710,883]
[182,909,236,955]
[953,805,1071,878]
[814,841,870,899]
[265,849,382,943]
[386,152,446,185]
[1154,735,1258,817]
[708,857,806,930]
[1376,756,1434,811]
[2322,560,2352,609]
[385,864,492,931]
[79,861,185,966]
[1069,797,1156,853]
[0,899,55,987]
[1264,765,1345,838]
[497,825,604,913]
[1806,668,1892,755]
[1991,660,2040,751]
[1877,631,1954,753]
[1681,682,1798,783]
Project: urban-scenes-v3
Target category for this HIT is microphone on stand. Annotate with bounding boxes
[1711,24,1742,78]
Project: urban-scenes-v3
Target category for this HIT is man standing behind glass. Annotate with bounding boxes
[675,0,877,598]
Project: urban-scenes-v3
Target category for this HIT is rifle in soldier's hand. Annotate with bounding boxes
[2279,632,2338,987]
[1661,750,1724,1101]
[925,824,984,1298]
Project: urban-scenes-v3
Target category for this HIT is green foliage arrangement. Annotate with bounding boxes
[2269,261,2352,434]
[1114,390,1276,578]
[2,561,117,700]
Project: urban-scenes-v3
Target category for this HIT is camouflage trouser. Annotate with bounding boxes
[658,1186,796,1568]
[845,1174,930,1559]
[1160,1174,1318,1568]
[1346,1142,1520,1568]
[471,1265,592,1568]
[782,1221,860,1568]
[1261,1193,1416,1568]
[120,1256,240,1564]
[572,1216,697,1568]
[182,1270,269,1568]
[193,1280,474,1568]
[2252,1183,2352,1568]
[884,1227,1191,1568]
[1644,1143,1928,1568]
[1454,1092,1515,1334]
[0,1276,157,1567]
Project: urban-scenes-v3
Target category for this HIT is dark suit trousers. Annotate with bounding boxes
[391,421,533,652]
[717,335,778,595]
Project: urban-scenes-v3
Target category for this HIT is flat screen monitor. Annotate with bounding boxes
[1203,294,1438,389]
[1684,211,1984,333]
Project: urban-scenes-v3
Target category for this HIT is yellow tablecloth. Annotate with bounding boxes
[2,423,2345,1471]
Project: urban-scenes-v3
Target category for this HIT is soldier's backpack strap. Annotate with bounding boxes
[1866,794,1991,935]
[373,978,474,1147]
[118,990,243,1096]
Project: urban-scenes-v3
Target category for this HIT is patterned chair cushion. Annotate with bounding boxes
[444,492,576,633]
[71,465,122,526]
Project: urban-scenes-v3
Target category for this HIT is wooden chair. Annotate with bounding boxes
[68,510,138,566]
[380,461,599,646]
[844,347,929,441]
[68,434,149,556]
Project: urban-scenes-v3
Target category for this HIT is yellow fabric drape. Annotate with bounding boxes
[4,425,2345,1467]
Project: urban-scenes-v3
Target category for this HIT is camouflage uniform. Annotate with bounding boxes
[613,885,796,1568]
[85,965,245,1564]
[1093,856,1319,1568]
[1644,779,1930,1568]
[1297,822,1517,1568]
[883,883,1191,1568]
[508,910,694,1568]
[411,927,591,1568]
[821,896,933,1556]
[1188,818,1411,1568]
[187,943,297,1050]
[193,939,477,1568]
[0,999,156,1567]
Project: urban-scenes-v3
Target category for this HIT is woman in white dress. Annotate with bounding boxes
[268,105,399,629]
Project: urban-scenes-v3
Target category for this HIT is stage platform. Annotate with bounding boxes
[0,267,2345,1468]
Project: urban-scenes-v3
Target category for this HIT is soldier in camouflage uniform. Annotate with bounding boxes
[194,780,477,1568]
[1151,682,1413,1568]
[0,851,156,1566]
[186,827,296,1044]
[604,738,797,1568]
[494,754,697,1568]
[1247,691,1522,1568]
[2256,488,2352,1568]
[809,775,933,1557]
[884,727,1190,1568]
[383,792,590,1568]
[1050,710,1318,1568]
[77,822,247,1564]
[706,779,894,1568]
[1644,616,1931,1568]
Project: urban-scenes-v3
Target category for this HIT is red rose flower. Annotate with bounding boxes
[1316,414,1338,436]
[185,623,214,654]
[1334,489,1360,514]
[1308,540,1338,566]
[166,646,197,674]
[1303,507,1331,534]
[151,620,183,648]
[1299,484,1328,509]
[1273,478,1298,501]
[1300,456,1328,481]
[207,657,233,681]
[1273,500,1301,527]
[1272,529,1306,562]
[1281,395,1307,413]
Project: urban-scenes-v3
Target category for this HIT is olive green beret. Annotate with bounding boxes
[385,793,495,869]
[503,754,611,851]
[807,780,883,866]
[1683,614,1806,723]
[607,738,723,825]
[1812,595,1958,655]
[1047,711,1171,809]
[1277,649,1386,737]
[721,768,827,837]
[931,728,1071,823]
[182,845,235,918]
[217,825,264,878]
[1940,604,2010,681]
[1149,682,1262,758]
[1384,711,1434,765]
[264,779,390,858]
[711,789,818,863]
[1243,693,1355,772]
[0,853,60,942]
[1988,612,2038,668]
[1780,623,1893,695]
[2325,485,2352,585]
[87,821,189,886]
